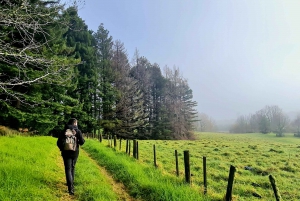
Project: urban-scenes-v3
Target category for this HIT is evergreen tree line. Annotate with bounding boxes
[230,105,300,137]
[0,1,198,139]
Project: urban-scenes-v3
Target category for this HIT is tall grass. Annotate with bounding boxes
[0,136,120,201]
[83,139,211,201]
[0,136,64,200]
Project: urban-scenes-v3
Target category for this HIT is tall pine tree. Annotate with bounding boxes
[62,7,98,133]
[93,24,118,136]
[111,41,145,139]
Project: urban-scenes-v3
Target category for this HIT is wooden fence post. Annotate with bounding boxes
[136,141,139,160]
[133,139,137,158]
[126,140,128,154]
[184,150,191,184]
[114,135,117,148]
[203,156,207,194]
[107,135,110,147]
[128,140,131,155]
[225,165,236,201]
[99,133,102,142]
[153,144,157,167]
[175,150,179,177]
[269,175,281,201]
[119,138,122,150]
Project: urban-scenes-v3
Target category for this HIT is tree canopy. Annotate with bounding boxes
[0,0,198,140]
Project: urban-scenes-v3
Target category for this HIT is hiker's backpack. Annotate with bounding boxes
[63,129,77,151]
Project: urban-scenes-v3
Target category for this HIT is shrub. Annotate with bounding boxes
[0,126,16,136]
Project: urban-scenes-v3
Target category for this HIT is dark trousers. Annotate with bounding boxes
[62,154,78,193]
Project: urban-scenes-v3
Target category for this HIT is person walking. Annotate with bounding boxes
[57,118,85,195]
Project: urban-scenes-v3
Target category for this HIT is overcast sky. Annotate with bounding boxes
[77,0,300,121]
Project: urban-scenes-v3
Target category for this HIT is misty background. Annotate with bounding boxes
[78,0,300,130]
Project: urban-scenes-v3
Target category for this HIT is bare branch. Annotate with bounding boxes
[0,0,78,102]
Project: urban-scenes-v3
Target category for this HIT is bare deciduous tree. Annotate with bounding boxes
[230,105,290,136]
[267,105,289,136]
[194,112,217,132]
[0,0,77,103]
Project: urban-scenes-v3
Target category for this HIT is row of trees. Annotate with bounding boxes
[230,105,300,137]
[0,0,198,139]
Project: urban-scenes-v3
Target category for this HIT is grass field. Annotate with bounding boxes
[1,132,299,200]
[0,136,119,201]
[83,139,210,201]
[115,132,300,200]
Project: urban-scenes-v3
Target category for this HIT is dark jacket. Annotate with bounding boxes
[57,124,85,157]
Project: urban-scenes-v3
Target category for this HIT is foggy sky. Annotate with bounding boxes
[78,0,300,121]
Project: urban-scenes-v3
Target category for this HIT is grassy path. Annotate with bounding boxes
[0,136,140,201]
[80,150,141,201]
[55,151,76,201]
[56,141,141,201]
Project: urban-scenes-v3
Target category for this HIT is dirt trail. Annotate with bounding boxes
[81,149,141,201]
[56,149,141,201]
[55,152,75,201]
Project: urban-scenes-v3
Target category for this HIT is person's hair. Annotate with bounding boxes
[68,118,77,125]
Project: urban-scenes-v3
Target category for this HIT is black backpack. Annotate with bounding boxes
[63,129,77,151]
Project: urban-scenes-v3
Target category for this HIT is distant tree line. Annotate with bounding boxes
[230,105,300,137]
[193,112,218,132]
[0,0,198,139]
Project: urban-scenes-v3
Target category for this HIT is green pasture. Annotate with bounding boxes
[83,139,211,201]
[1,132,299,201]
[114,132,300,200]
[0,136,118,201]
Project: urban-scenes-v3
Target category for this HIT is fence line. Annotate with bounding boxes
[89,135,282,200]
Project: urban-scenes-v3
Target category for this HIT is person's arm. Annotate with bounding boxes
[56,131,64,151]
[76,129,85,146]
